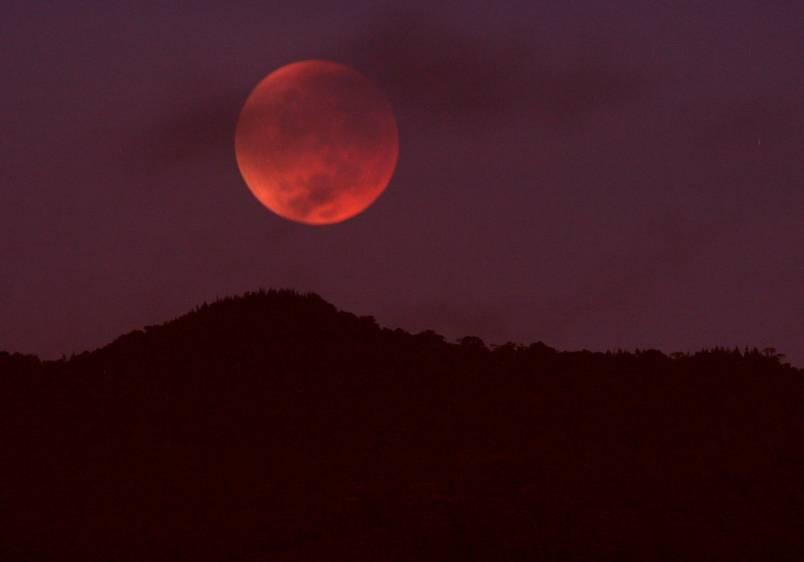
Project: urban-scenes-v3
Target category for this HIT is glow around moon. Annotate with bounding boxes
[234,60,399,225]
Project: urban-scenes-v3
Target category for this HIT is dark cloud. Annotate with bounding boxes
[129,75,244,173]
[344,11,651,131]
[134,11,651,172]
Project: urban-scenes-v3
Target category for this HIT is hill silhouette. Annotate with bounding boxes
[3,289,803,561]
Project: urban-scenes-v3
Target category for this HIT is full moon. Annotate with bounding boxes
[234,60,399,225]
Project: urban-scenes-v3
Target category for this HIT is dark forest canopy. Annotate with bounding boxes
[2,288,799,372]
[3,289,803,562]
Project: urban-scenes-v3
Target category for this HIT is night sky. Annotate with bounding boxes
[2,1,802,364]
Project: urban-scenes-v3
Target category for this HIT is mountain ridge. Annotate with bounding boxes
[3,289,803,562]
[3,288,799,371]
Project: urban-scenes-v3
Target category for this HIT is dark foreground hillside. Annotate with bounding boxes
[2,290,803,561]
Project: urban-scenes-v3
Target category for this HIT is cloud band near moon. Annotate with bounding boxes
[134,11,651,172]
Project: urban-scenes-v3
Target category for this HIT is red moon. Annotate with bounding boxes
[234,60,399,225]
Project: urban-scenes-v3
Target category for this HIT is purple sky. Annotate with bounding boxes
[2,1,802,364]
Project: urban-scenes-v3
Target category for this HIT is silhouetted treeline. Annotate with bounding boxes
[2,290,803,562]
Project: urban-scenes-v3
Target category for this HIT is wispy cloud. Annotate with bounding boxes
[345,11,651,131]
